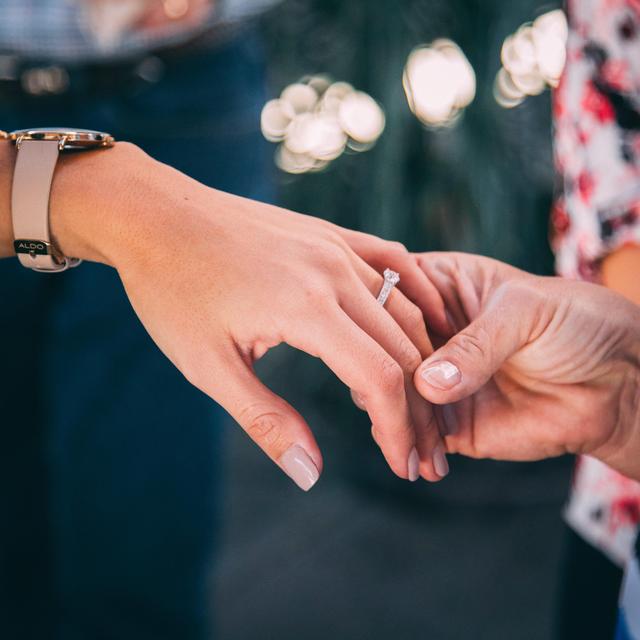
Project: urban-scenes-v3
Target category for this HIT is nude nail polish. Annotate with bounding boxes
[420,361,461,390]
[408,447,420,482]
[432,444,450,478]
[280,445,320,491]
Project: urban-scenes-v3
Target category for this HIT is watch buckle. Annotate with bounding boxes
[13,238,81,272]
[33,256,82,273]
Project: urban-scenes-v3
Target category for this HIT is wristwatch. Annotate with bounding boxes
[8,128,115,272]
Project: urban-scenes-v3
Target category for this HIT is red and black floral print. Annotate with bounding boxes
[553,0,640,281]
[552,0,640,566]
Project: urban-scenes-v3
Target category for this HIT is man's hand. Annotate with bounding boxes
[412,252,640,481]
[31,142,449,489]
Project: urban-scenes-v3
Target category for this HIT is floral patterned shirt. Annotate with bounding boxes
[551,1,640,632]
[552,3,640,635]
[552,0,640,281]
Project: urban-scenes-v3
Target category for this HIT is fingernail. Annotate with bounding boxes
[441,403,459,435]
[420,361,461,390]
[408,447,420,482]
[279,445,320,492]
[432,444,450,478]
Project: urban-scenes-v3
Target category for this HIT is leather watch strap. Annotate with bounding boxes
[11,139,74,271]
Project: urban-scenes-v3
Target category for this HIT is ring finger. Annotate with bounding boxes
[341,274,448,481]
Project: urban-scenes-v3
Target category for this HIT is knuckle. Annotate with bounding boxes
[317,241,351,275]
[448,328,491,363]
[404,303,427,336]
[327,231,352,252]
[376,356,405,395]
[387,240,409,257]
[374,417,413,443]
[181,362,210,394]
[304,280,332,301]
[497,280,535,306]
[298,279,335,310]
[396,339,422,373]
[240,406,289,451]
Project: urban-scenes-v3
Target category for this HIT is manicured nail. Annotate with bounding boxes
[279,445,320,492]
[441,403,459,435]
[408,447,420,482]
[432,444,450,478]
[420,361,461,390]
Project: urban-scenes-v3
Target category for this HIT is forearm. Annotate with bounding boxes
[48,140,152,267]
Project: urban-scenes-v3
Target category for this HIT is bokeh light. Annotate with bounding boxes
[261,77,386,174]
[403,39,476,128]
[494,9,568,109]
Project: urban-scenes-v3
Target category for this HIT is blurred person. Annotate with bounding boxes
[549,0,640,636]
[0,2,446,638]
[0,2,280,638]
[409,251,640,639]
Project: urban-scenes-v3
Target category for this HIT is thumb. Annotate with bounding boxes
[197,350,323,491]
[414,298,529,404]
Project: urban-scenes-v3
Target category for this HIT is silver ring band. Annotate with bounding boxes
[376,268,400,307]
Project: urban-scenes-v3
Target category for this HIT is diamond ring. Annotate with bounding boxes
[376,268,400,307]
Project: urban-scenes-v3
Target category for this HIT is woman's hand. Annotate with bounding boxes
[46,143,448,489]
[412,252,640,480]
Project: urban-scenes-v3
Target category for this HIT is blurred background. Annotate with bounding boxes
[215,1,572,639]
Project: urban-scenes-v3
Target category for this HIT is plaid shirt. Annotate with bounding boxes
[0,0,280,62]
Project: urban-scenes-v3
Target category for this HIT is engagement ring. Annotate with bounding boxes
[376,268,400,307]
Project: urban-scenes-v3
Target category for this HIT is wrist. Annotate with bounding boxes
[593,308,640,480]
[49,141,159,268]
[616,337,640,479]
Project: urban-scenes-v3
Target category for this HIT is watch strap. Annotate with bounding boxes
[11,139,77,271]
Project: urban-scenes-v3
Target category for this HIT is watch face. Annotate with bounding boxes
[8,128,114,149]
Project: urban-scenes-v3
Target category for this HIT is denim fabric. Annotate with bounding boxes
[0,31,273,640]
[0,0,281,62]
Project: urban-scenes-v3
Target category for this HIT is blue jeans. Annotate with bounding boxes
[0,31,273,640]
